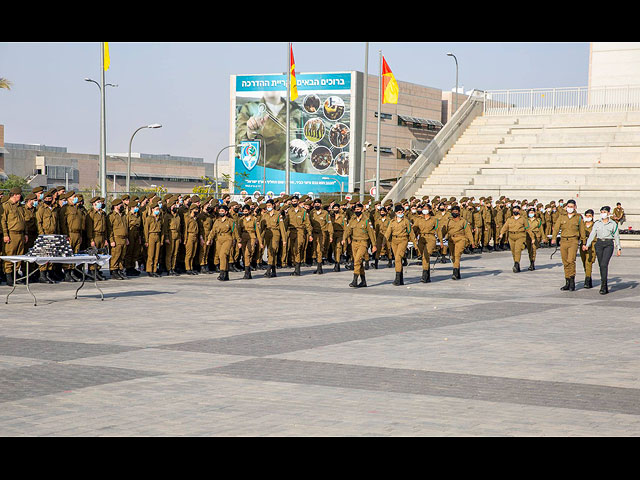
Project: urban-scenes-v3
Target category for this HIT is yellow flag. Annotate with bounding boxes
[290,44,298,101]
[104,42,110,71]
[382,56,399,104]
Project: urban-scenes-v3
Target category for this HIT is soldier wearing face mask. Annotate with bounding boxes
[197,201,215,274]
[107,198,130,280]
[384,204,416,286]
[85,196,109,281]
[412,205,439,283]
[525,207,542,271]
[374,204,393,269]
[124,200,143,277]
[163,199,183,276]
[498,205,536,273]
[342,202,377,288]
[309,198,333,275]
[551,199,586,291]
[144,200,164,277]
[443,205,475,280]
[261,199,287,277]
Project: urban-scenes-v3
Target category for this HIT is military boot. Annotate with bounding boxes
[528,261,535,271]
[374,258,379,269]
[513,262,520,273]
[349,274,359,288]
[243,267,252,279]
[584,276,593,289]
[569,276,576,291]
[599,280,609,295]
[264,265,272,278]
[420,269,430,283]
[393,272,402,286]
[358,273,367,288]
[560,278,571,291]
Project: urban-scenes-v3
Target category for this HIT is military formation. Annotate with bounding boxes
[0,187,625,295]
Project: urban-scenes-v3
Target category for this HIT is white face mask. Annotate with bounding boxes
[267,206,273,212]
[528,213,535,218]
[601,213,609,220]
[397,213,404,219]
[422,210,429,215]
[584,216,593,222]
[566,207,574,214]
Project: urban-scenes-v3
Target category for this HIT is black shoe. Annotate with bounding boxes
[243,267,252,279]
[358,274,367,288]
[569,276,576,291]
[561,278,571,291]
[452,268,460,280]
[317,264,323,275]
[528,262,535,271]
[440,256,447,264]
[119,269,128,279]
[584,276,593,289]
[374,259,379,269]
[64,270,77,282]
[41,271,54,284]
[402,257,407,267]
[393,272,402,286]
[364,260,370,270]
[349,274,359,288]
[110,270,121,280]
[420,270,431,283]
[333,263,340,272]
[271,266,277,277]
[218,270,227,281]
[513,262,520,273]
[599,280,609,295]
[388,260,393,268]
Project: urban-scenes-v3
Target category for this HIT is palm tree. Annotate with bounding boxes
[0,78,12,90]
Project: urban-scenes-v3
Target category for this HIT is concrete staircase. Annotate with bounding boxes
[414,111,640,245]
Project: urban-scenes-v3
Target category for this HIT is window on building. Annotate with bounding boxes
[374,112,393,120]
[373,146,393,154]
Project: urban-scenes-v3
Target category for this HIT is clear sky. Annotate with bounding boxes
[0,42,590,164]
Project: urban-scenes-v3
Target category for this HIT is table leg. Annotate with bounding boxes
[5,262,18,304]
[93,263,105,301]
[25,261,37,306]
[74,264,86,299]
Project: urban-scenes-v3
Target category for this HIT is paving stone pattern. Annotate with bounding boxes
[0,248,639,436]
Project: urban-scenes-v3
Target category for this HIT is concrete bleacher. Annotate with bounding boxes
[414,111,640,246]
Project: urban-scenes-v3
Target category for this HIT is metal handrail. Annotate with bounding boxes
[382,90,486,203]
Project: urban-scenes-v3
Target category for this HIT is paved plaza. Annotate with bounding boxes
[1,247,639,436]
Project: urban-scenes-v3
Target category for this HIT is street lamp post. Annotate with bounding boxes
[446,52,459,120]
[84,78,117,198]
[322,177,344,201]
[215,144,236,198]
[127,124,162,193]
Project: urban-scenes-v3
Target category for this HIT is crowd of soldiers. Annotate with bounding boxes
[0,185,627,294]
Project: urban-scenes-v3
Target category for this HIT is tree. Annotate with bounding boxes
[0,175,29,192]
[0,78,12,90]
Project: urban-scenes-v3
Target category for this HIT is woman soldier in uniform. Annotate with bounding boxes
[207,204,241,281]
[384,204,416,286]
[260,199,287,278]
[238,203,263,279]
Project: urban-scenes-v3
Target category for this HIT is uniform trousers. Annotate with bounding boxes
[595,239,614,284]
[419,235,437,271]
[560,236,579,278]
[146,233,162,273]
[391,238,408,273]
[351,240,369,275]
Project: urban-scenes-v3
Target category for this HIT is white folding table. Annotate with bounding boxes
[0,254,111,306]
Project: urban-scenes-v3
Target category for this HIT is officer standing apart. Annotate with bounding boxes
[584,206,622,295]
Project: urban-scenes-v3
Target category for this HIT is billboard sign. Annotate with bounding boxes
[231,71,355,195]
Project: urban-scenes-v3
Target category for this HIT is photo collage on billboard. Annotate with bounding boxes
[232,72,353,195]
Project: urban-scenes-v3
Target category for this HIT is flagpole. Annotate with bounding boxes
[359,42,369,202]
[100,42,107,198]
[285,42,291,195]
[376,50,382,202]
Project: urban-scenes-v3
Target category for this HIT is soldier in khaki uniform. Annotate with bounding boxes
[197,201,215,274]
[144,200,164,277]
[1,188,27,286]
[238,204,263,279]
[183,204,202,275]
[580,209,596,289]
[309,198,333,275]
[472,204,483,253]
[374,205,393,269]
[481,199,494,251]
[435,203,450,262]
[551,199,586,291]
[286,195,312,276]
[85,196,108,281]
[163,199,183,276]
[107,198,129,280]
[443,205,475,280]
[35,189,60,283]
[525,207,543,271]
[124,200,143,277]
[498,205,537,273]
[206,204,241,281]
[260,199,287,278]
[329,202,346,272]
[384,205,416,286]
[412,205,440,283]
[342,203,377,288]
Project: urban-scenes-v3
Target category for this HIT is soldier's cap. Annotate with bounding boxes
[76,194,84,200]
[291,195,299,200]
[266,198,275,205]
[90,196,101,204]
[45,189,56,198]
[258,203,266,209]
[66,191,76,198]
[56,186,66,191]
[163,194,172,201]
[121,194,130,201]
[218,204,229,211]
[449,197,456,201]
[191,195,201,203]
[450,205,461,212]
[566,199,576,206]
[150,200,160,209]
[32,186,44,194]
[394,204,404,212]
[189,204,200,211]
[257,196,265,201]
[9,187,22,195]
[229,201,238,207]
[25,193,37,201]
[528,207,536,212]
[112,198,123,206]
[313,198,322,204]
[130,195,138,202]
[138,194,147,201]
